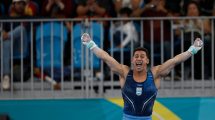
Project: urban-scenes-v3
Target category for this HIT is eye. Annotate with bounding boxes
[140,54,145,58]
[135,54,139,58]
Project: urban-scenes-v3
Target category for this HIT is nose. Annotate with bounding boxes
[137,56,142,60]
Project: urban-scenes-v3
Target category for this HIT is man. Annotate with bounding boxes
[81,33,203,120]
[1,0,28,90]
[112,7,138,48]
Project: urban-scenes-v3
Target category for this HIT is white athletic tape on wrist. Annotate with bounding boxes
[86,40,98,50]
[187,45,199,55]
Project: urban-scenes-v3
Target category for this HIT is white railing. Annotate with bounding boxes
[0,17,214,99]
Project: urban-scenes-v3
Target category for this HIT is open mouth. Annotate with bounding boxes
[136,61,143,67]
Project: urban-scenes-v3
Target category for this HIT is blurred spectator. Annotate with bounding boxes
[41,0,75,32]
[1,0,30,90]
[165,0,182,15]
[111,7,138,48]
[76,0,109,18]
[41,0,74,18]
[113,0,146,37]
[25,0,39,16]
[181,1,211,39]
[9,0,26,17]
[181,0,215,16]
[176,1,211,79]
[113,0,145,17]
[75,0,116,51]
[110,7,139,66]
[40,0,73,89]
[141,0,171,64]
[9,0,39,17]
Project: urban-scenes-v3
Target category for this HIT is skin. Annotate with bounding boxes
[82,34,202,89]
[13,1,26,15]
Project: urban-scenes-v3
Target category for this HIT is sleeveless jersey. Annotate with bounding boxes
[121,70,158,116]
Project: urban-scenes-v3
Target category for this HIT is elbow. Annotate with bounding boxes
[160,71,170,77]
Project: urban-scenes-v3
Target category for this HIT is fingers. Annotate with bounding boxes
[194,38,203,47]
[81,33,91,42]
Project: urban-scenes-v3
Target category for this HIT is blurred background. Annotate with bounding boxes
[0,0,215,120]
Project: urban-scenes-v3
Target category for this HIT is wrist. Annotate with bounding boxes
[86,40,98,50]
[187,45,198,55]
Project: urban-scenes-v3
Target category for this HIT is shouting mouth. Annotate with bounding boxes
[136,61,143,68]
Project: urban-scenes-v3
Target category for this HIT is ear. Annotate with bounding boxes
[131,57,134,64]
[146,58,149,64]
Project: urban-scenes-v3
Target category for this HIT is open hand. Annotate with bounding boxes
[193,38,203,48]
[81,33,92,45]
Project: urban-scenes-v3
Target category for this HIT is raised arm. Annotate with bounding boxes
[153,38,203,79]
[81,33,128,77]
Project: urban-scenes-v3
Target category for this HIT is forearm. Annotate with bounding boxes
[91,47,122,73]
[157,38,203,77]
[173,51,192,65]
[91,47,109,62]
[81,33,123,74]
[156,51,192,77]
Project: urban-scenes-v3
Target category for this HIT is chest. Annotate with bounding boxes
[133,75,147,83]
[124,80,156,97]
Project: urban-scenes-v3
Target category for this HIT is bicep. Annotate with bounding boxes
[155,51,192,78]
[92,47,125,76]
[154,59,175,78]
[105,55,125,76]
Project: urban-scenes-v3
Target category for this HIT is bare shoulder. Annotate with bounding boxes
[121,65,130,78]
[151,66,161,88]
[118,65,130,88]
[151,65,161,79]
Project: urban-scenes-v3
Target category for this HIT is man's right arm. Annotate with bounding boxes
[92,47,126,76]
[81,33,128,77]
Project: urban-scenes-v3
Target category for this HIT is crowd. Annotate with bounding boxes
[0,0,214,90]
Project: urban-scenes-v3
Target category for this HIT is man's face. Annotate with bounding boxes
[132,51,149,72]
[14,1,26,15]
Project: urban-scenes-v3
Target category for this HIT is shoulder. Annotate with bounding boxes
[118,65,130,88]
[151,65,161,79]
[122,65,130,77]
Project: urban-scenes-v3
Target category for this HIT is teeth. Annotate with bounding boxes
[136,61,143,65]
[137,62,141,64]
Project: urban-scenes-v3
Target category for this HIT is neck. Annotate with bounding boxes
[133,68,147,76]
[133,68,147,82]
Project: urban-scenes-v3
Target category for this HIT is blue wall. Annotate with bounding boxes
[0,98,214,120]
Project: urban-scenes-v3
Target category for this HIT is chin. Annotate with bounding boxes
[136,68,143,72]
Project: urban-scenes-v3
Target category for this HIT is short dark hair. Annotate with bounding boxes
[119,7,132,16]
[133,47,150,59]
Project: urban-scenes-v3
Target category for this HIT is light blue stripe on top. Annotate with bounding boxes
[123,113,151,120]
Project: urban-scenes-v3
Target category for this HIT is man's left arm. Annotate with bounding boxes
[153,38,203,78]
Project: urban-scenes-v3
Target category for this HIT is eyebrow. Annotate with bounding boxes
[135,54,145,56]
